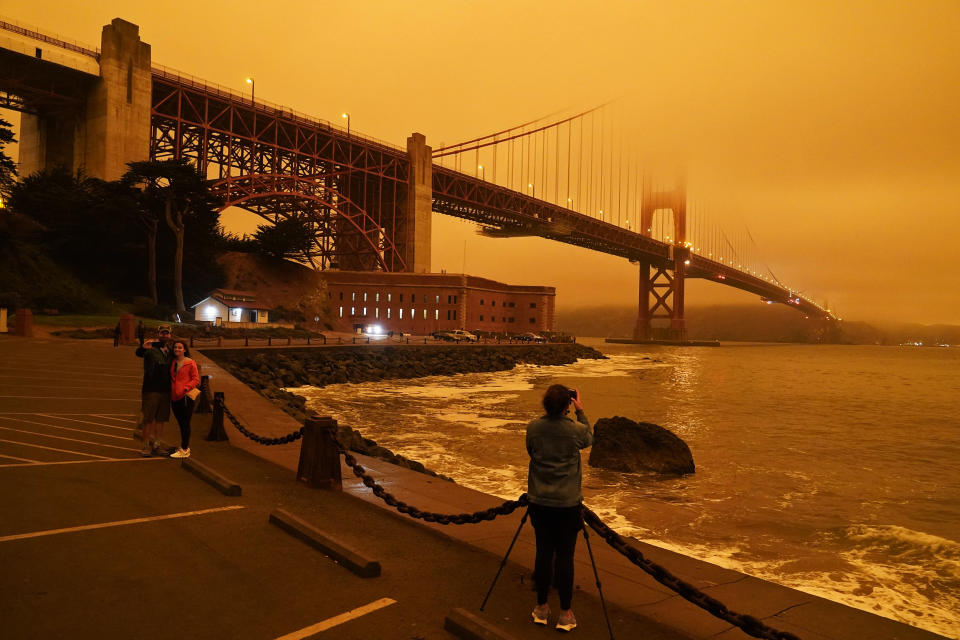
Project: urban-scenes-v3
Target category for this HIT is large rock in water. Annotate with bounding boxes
[588,417,695,475]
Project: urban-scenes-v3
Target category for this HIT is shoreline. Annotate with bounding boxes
[190,342,950,640]
[202,342,604,478]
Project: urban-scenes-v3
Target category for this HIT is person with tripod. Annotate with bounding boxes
[526,384,592,632]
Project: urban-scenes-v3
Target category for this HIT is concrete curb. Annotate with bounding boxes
[181,458,242,496]
[268,508,381,578]
[444,608,518,640]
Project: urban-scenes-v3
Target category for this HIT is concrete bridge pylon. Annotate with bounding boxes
[18,18,151,181]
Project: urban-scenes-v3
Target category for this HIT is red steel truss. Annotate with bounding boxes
[147,69,828,319]
[150,69,409,271]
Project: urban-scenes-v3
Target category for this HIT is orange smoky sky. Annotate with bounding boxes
[3,1,958,325]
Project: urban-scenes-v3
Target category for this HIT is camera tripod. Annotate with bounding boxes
[480,505,615,640]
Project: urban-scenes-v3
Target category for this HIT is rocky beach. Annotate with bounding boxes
[203,342,605,477]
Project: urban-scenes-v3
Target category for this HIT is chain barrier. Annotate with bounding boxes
[220,402,303,445]
[216,400,799,638]
[333,433,528,524]
[581,506,801,640]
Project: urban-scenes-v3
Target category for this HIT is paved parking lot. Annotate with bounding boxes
[1,336,685,640]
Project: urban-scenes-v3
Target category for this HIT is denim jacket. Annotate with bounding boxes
[526,409,592,507]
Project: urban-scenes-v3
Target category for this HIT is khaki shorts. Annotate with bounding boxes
[141,392,171,423]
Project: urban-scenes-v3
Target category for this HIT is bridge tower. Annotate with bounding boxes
[404,132,432,273]
[18,18,151,181]
[634,183,689,341]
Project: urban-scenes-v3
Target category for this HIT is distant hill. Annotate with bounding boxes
[555,303,959,345]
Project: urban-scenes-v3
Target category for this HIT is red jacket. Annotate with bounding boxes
[170,358,200,401]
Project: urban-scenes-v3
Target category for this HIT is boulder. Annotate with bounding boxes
[588,416,695,475]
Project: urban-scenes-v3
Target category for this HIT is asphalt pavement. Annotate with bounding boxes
[0,335,687,640]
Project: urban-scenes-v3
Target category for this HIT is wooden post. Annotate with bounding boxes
[195,375,212,414]
[206,392,229,441]
[14,308,33,337]
[297,415,342,490]
[119,313,136,344]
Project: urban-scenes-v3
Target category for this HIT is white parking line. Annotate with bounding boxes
[0,426,141,452]
[0,452,39,463]
[0,366,140,378]
[0,416,132,440]
[0,384,140,391]
[0,395,140,402]
[0,505,246,543]
[90,414,137,423]
[273,598,397,640]
[0,457,164,468]
[35,414,135,432]
[0,439,109,459]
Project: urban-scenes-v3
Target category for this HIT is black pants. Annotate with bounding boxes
[529,503,582,610]
[171,397,194,449]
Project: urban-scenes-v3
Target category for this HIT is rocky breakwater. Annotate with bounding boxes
[588,416,695,475]
[205,343,605,478]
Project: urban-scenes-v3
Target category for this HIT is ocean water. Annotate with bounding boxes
[288,340,960,637]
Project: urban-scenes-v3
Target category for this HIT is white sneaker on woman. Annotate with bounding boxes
[170,448,191,458]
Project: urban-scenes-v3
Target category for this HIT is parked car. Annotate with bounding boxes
[518,332,547,343]
[436,329,478,342]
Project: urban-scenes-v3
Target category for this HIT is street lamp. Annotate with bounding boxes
[341,112,350,137]
[245,77,254,104]
[477,164,485,180]
[528,182,535,198]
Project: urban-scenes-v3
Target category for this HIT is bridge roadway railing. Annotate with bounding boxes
[211,403,802,640]
[432,164,672,265]
[0,17,100,60]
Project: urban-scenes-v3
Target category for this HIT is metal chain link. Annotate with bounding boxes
[581,506,802,640]
[332,433,528,524]
[221,402,303,446]
[218,402,800,638]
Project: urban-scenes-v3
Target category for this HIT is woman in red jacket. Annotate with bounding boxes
[169,339,201,458]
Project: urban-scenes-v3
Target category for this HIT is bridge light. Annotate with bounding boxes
[477,165,485,180]
[684,259,690,265]
[245,77,255,104]
[341,112,351,137]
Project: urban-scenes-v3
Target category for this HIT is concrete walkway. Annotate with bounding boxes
[0,335,948,639]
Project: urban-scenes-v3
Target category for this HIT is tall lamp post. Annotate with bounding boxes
[477,164,485,181]
[341,112,350,137]
[528,182,535,198]
[245,77,255,104]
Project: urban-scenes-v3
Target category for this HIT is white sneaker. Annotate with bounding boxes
[556,610,577,632]
[531,604,550,626]
[170,448,191,458]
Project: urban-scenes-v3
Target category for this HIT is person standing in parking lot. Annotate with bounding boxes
[135,325,172,456]
[168,339,200,458]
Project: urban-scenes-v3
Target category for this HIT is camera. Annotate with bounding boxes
[568,389,578,400]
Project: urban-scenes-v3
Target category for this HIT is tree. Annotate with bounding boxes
[124,159,221,313]
[253,216,316,262]
[8,167,144,295]
[0,117,16,206]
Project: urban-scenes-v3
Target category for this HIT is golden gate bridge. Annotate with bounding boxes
[0,16,837,341]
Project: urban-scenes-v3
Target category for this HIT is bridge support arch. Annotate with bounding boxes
[634,184,688,341]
